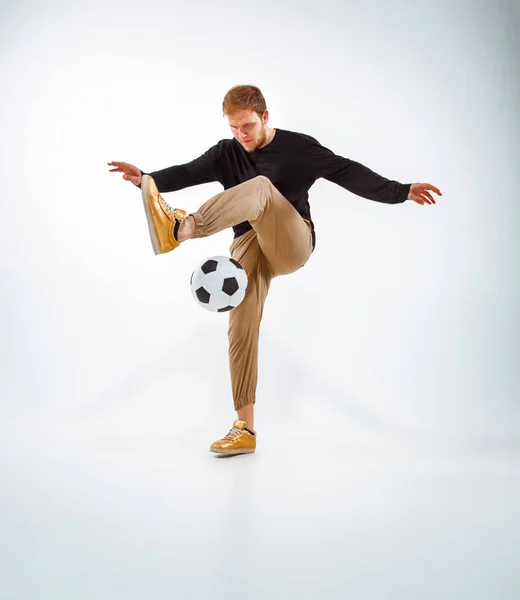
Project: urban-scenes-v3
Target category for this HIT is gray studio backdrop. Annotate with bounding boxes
[1,0,519,598]
[1,0,518,440]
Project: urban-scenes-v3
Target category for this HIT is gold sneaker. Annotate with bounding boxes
[210,420,256,455]
[141,174,187,255]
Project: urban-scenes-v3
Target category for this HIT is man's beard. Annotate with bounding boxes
[245,125,267,152]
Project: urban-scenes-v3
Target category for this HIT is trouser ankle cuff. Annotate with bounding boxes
[191,212,205,238]
[234,398,256,411]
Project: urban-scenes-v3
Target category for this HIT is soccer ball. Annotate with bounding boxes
[190,256,248,312]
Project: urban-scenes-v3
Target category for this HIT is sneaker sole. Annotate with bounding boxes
[210,447,256,455]
[141,175,161,255]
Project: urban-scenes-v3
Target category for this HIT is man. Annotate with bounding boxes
[108,84,442,456]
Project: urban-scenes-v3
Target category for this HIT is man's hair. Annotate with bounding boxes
[222,84,267,118]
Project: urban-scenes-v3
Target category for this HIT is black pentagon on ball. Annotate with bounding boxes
[222,277,239,296]
[190,272,193,285]
[201,259,218,274]
[229,258,244,270]
[218,305,234,312]
[195,287,210,304]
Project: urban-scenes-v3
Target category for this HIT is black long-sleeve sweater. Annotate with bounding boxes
[140,128,411,250]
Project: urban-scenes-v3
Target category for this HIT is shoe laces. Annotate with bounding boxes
[223,427,243,440]
[159,197,177,220]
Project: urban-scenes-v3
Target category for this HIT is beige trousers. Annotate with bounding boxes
[190,175,313,410]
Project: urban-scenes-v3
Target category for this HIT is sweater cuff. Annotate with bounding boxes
[399,183,411,203]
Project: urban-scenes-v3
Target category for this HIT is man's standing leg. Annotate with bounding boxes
[228,229,273,430]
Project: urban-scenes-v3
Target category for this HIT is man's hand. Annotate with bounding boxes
[407,182,442,205]
[107,161,142,186]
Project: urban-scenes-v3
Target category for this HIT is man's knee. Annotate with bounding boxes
[254,175,271,187]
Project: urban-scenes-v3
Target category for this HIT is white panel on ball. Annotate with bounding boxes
[196,271,223,294]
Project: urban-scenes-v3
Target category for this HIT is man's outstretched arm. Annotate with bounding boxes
[108,141,225,193]
[305,136,441,206]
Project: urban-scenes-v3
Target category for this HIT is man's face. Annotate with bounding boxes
[228,109,268,152]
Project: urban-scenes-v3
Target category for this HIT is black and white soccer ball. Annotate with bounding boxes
[190,256,248,312]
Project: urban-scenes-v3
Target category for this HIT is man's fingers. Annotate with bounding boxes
[411,183,442,204]
[422,183,442,196]
[108,161,139,177]
[108,161,135,170]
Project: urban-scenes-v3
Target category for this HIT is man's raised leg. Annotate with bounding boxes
[141,174,313,268]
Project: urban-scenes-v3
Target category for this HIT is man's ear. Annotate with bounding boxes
[262,109,269,124]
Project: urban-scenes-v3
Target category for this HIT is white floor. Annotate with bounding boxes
[1,407,519,600]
